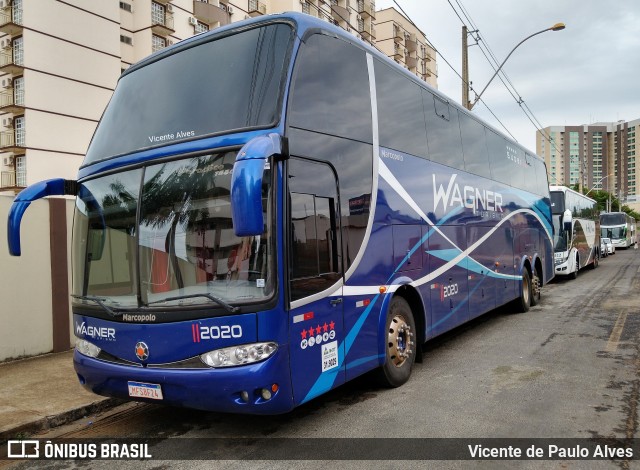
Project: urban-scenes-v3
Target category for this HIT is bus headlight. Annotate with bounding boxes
[75,338,101,358]
[200,342,278,368]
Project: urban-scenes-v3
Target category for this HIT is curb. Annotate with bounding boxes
[0,398,124,441]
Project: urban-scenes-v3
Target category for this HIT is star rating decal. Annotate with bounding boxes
[299,318,336,349]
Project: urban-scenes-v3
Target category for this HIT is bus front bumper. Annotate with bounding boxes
[554,258,570,275]
[73,347,295,414]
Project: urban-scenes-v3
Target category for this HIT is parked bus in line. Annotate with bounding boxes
[600,212,636,249]
[7,13,554,414]
[549,186,600,278]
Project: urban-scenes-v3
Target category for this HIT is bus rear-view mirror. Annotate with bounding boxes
[563,209,572,232]
[231,133,283,236]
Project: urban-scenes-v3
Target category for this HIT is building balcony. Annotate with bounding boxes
[357,0,375,19]
[0,130,25,154]
[193,1,230,26]
[405,36,417,53]
[151,12,175,36]
[392,45,403,59]
[248,0,266,17]
[406,55,417,69]
[359,21,375,39]
[0,88,24,115]
[331,2,349,22]
[422,63,437,78]
[393,24,403,43]
[0,50,23,75]
[0,5,23,36]
[0,170,19,190]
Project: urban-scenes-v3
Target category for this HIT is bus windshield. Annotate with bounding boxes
[72,151,274,311]
[552,217,568,251]
[601,227,626,239]
[84,22,293,164]
[550,191,565,215]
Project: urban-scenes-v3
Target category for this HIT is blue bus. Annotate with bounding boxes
[7,13,554,414]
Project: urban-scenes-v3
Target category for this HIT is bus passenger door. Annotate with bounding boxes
[426,224,469,337]
[466,225,496,318]
[287,157,344,406]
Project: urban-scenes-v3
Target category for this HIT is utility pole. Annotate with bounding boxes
[462,25,470,110]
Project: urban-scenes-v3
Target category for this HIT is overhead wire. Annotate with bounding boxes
[451,0,562,155]
[445,0,565,183]
[391,0,517,140]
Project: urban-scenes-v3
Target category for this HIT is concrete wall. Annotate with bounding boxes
[0,194,74,361]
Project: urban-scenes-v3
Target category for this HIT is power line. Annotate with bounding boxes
[446,0,564,157]
[391,0,517,140]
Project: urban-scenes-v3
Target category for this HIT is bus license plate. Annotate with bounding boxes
[127,381,163,400]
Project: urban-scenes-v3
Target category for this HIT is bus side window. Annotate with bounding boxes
[424,91,464,170]
[374,59,427,158]
[522,154,538,195]
[288,33,372,144]
[533,158,550,197]
[486,130,512,187]
[459,112,491,179]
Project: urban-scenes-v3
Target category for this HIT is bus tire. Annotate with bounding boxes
[530,269,541,307]
[376,297,416,387]
[591,251,599,269]
[515,269,532,313]
[570,254,579,279]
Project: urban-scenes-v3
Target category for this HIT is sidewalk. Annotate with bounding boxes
[0,350,120,440]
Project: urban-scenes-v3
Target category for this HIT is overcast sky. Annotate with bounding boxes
[376,0,640,153]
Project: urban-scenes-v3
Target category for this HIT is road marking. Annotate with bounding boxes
[605,311,628,353]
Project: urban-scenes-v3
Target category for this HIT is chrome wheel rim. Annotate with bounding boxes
[387,315,413,367]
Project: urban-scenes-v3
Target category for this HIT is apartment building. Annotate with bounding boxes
[0,0,438,192]
[374,7,437,88]
[537,118,640,212]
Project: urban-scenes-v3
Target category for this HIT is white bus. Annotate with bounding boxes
[600,212,636,249]
[550,186,600,278]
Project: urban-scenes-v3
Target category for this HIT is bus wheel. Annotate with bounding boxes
[591,251,599,269]
[515,269,532,313]
[570,255,579,279]
[530,270,541,307]
[377,297,416,387]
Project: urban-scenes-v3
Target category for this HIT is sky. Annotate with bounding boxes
[376,0,640,153]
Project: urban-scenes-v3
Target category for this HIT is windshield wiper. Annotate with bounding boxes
[147,293,240,313]
[72,295,122,317]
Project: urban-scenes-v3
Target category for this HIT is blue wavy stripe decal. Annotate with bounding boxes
[428,249,520,280]
[346,354,385,371]
[429,280,483,330]
[302,294,381,403]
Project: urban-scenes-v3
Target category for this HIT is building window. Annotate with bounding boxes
[15,155,26,187]
[152,34,166,53]
[12,0,23,24]
[151,2,166,26]
[120,35,133,45]
[13,76,24,106]
[119,2,132,12]
[12,36,23,66]
[14,115,25,147]
[194,21,209,34]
